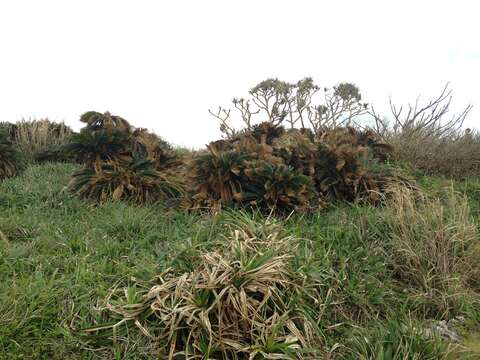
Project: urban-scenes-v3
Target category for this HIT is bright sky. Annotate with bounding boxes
[0,0,478,148]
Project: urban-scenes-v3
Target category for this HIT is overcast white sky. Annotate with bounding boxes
[0,0,478,147]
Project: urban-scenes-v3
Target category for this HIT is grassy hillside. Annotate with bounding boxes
[1,163,479,359]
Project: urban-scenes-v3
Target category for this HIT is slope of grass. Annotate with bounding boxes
[0,163,479,359]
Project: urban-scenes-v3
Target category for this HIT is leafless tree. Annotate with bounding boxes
[210,78,367,138]
[369,83,473,140]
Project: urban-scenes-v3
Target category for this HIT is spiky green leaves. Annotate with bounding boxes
[187,124,396,213]
[243,163,316,212]
[67,111,183,203]
[67,154,181,203]
[188,139,317,213]
[64,129,131,167]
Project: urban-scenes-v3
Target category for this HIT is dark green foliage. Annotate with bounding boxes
[344,319,455,359]
[68,153,181,203]
[66,111,183,203]
[64,129,131,167]
[187,123,396,212]
[250,121,285,144]
[0,127,24,179]
[33,144,81,164]
[189,144,252,209]
[242,162,316,212]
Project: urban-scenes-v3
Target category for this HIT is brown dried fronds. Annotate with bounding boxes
[87,231,324,359]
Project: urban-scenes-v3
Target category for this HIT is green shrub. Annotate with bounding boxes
[0,127,24,180]
[344,319,457,360]
[381,187,480,317]
[187,122,397,213]
[67,153,181,203]
[66,111,183,203]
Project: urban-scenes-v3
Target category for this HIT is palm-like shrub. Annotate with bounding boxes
[188,138,318,213]
[0,128,23,180]
[250,121,285,145]
[68,154,181,203]
[66,111,184,203]
[131,128,178,170]
[243,162,316,212]
[189,144,252,208]
[187,122,397,212]
[80,111,131,132]
[64,129,131,168]
[314,127,393,202]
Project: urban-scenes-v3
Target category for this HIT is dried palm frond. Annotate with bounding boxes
[131,129,179,170]
[80,111,131,132]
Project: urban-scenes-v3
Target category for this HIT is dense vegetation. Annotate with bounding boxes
[1,79,479,359]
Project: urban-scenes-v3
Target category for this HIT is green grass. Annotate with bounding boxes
[0,163,479,359]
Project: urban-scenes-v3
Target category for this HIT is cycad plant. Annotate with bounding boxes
[131,128,178,170]
[187,137,319,213]
[66,111,183,203]
[80,111,131,132]
[189,144,252,208]
[64,129,131,168]
[314,127,396,202]
[187,121,397,212]
[68,153,181,203]
[0,128,24,180]
[242,162,317,212]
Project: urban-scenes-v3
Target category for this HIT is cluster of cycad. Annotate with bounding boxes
[186,122,395,213]
[186,78,398,213]
[66,111,182,203]
[1,78,409,209]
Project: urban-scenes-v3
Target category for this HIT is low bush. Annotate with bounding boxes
[381,186,480,317]
[85,226,324,359]
[66,111,183,203]
[186,121,401,213]
[370,84,480,179]
[68,153,181,203]
[0,127,24,180]
[344,318,460,360]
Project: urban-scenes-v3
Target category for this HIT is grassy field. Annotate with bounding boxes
[1,163,480,359]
